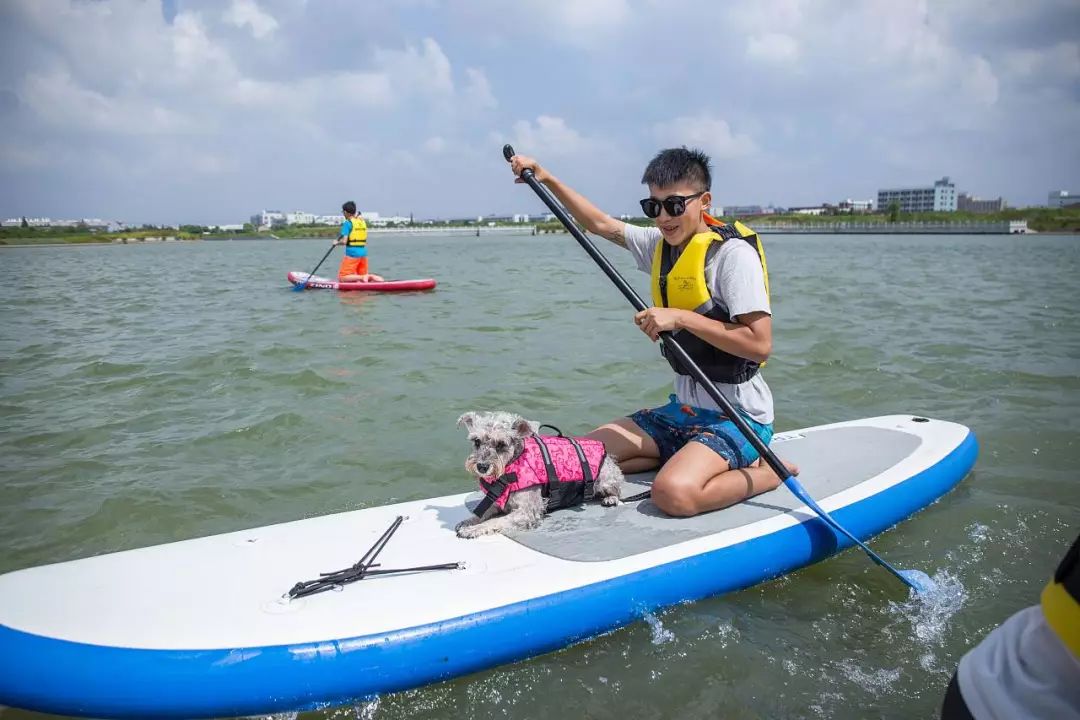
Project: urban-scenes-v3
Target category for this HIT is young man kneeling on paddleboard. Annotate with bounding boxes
[509,149,796,518]
[334,201,384,283]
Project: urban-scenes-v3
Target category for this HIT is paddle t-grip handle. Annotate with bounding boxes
[504,144,537,180]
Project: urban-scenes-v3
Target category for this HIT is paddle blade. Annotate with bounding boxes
[898,569,937,595]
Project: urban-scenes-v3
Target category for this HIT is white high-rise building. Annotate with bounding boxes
[877,177,957,213]
[1047,190,1079,208]
[251,210,286,229]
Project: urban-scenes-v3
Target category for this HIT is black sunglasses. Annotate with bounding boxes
[639,191,705,219]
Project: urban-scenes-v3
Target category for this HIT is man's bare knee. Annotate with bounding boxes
[651,483,699,517]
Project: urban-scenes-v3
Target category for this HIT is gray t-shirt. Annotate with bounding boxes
[958,605,1080,720]
[623,223,774,424]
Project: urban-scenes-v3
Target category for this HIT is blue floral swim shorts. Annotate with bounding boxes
[629,394,773,469]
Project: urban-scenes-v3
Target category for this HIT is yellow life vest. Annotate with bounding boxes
[648,216,769,384]
[1042,532,1080,658]
[346,216,367,249]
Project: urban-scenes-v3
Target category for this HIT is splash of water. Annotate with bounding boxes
[968,523,990,543]
[890,568,968,646]
[642,612,675,645]
[353,697,381,720]
[835,660,902,693]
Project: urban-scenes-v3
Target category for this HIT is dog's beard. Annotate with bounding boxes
[465,454,508,480]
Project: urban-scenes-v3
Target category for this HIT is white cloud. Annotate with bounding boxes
[375,38,454,98]
[20,69,192,135]
[509,116,589,157]
[747,33,800,65]
[1004,41,1080,81]
[963,56,1000,106]
[172,12,235,77]
[424,136,447,153]
[463,68,497,110]
[223,0,279,39]
[730,0,806,29]
[548,0,630,31]
[653,114,757,160]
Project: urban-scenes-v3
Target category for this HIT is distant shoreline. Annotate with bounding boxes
[3,226,1078,247]
[0,225,540,246]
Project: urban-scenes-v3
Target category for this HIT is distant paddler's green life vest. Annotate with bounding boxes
[649,214,769,385]
[344,216,368,257]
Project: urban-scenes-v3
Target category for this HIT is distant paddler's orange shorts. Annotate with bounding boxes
[338,256,368,279]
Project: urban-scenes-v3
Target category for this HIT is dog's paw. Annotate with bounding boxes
[600,495,621,507]
[456,522,488,539]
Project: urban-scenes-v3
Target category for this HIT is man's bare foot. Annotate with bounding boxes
[751,457,799,477]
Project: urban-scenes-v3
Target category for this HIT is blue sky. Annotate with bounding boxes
[0,0,1077,225]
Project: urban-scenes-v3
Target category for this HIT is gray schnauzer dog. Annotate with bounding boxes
[454,411,623,539]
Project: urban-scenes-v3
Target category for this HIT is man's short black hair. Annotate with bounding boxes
[641,147,712,191]
[342,200,357,215]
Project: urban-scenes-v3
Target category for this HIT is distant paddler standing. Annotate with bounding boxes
[334,201,384,283]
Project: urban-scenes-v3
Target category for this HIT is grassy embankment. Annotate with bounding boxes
[535,207,1080,234]
[0,226,205,245]
[0,221,529,245]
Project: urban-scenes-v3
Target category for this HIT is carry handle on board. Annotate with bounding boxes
[503,144,933,595]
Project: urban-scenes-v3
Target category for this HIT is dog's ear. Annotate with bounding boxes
[512,417,537,438]
[457,412,477,431]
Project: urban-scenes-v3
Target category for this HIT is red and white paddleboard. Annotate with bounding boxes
[287,272,436,292]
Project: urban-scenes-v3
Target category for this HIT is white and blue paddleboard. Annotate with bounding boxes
[0,415,977,718]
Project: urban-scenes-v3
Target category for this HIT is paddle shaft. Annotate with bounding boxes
[504,145,919,591]
[294,242,338,290]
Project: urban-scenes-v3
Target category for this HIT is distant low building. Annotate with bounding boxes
[285,211,316,226]
[958,193,1006,213]
[789,206,827,216]
[512,213,530,223]
[719,205,765,217]
[1047,190,1080,208]
[370,215,410,227]
[838,198,874,213]
[878,177,957,212]
[213,224,245,232]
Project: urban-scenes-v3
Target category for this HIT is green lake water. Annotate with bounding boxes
[1,232,1077,719]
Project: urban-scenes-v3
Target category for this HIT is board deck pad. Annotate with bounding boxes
[500,426,923,561]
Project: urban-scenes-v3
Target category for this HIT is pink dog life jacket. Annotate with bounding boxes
[472,432,608,518]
